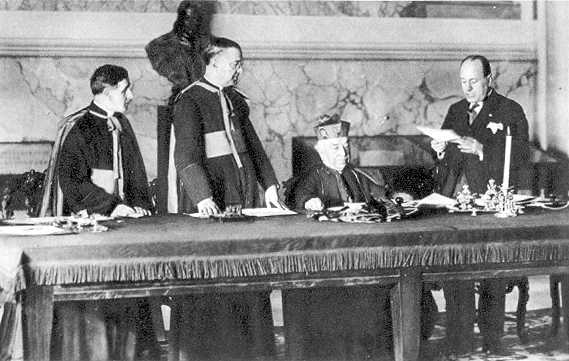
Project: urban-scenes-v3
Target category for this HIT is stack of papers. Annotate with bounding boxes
[416,126,460,142]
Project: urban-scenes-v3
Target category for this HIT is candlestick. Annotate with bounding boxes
[502,126,512,191]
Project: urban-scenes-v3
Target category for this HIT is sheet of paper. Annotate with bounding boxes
[416,126,460,142]
[512,194,535,203]
[414,193,457,208]
[2,216,60,225]
[3,215,115,225]
[241,208,297,217]
[187,208,297,218]
[187,213,208,219]
[0,225,72,236]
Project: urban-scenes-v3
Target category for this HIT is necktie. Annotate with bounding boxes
[467,103,480,125]
[218,89,243,168]
[89,110,124,198]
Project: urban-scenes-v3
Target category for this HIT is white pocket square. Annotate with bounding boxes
[487,121,504,134]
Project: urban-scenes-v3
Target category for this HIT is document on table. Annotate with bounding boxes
[2,215,115,225]
[0,225,72,236]
[406,193,456,208]
[187,208,297,218]
[241,208,297,217]
[416,126,460,142]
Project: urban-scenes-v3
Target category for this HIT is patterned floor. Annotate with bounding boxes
[421,309,569,361]
[153,309,569,361]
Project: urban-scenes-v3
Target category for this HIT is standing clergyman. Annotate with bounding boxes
[41,64,158,361]
[168,36,285,360]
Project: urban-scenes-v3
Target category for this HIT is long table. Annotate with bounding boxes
[4,209,569,361]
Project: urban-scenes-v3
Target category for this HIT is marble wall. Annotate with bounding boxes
[0,1,537,184]
[0,55,536,183]
[0,1,413,14]
[0,1,521,19]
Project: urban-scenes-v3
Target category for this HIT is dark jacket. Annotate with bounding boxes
[436,89,530,196]
[55,102,151,215]
[172,79,278,211]
[293,164,379,210]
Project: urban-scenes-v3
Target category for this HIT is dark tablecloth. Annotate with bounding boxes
[2,210,569,291]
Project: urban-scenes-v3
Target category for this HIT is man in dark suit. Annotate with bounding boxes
[432,55,530,196]
[431,54,530,354]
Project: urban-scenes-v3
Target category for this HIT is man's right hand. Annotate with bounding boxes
[430,139,447,153]
[304,198,324,211]
[197,197,220,216]
[111,204,137,218]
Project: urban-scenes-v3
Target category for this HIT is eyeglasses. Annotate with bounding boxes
[228,60,243,71]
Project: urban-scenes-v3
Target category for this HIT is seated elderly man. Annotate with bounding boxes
[283,115,437,360]
[293,114,381,211]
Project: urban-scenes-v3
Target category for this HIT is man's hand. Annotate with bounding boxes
[197,197,220,216]
[451,136,484,160]
[430,140,447,159]
[111,204,137,218]
[264,185,288,209]
[304,198,324,211]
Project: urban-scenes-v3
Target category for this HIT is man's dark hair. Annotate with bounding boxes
[89,64,129,95]
[460,55,492,77]
[202,37,242,65]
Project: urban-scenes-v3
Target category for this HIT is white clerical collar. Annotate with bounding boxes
[92,101,114,118]
[203,75,224,91]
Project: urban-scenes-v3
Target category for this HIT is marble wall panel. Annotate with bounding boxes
[0,1,411,14]
[0,56,536,183]
[0,1,520,19]
[0,57,169,180]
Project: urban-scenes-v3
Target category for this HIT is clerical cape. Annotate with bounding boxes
[169,78,278,212]
[40,102,151,216]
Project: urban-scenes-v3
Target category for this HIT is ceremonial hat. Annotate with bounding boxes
[314,114,350,140]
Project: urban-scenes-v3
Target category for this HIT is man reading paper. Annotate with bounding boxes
[431,55,530,197]
[431,55,530,354]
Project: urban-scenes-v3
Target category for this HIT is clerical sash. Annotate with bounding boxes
[91,169,116,195]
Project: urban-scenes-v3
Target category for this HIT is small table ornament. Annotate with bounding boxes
[481,179,499,211]
[495,185,518,218]
[456,184,475,211]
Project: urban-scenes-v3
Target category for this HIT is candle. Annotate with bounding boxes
[502,126,512,190]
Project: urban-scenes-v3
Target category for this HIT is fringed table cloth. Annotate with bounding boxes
[3,210,569,361]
